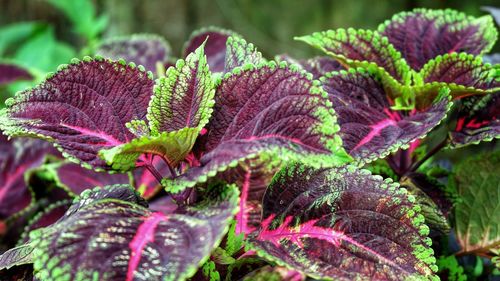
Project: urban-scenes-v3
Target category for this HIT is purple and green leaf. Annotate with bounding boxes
[6,183,239,280]
[248,164,437,280]
[96,34,171,74]
[416,52,500,105]
[224,36,264,73]
[448,92,500,147]
[0,57,155,171]
[183,27,236,73]
[295,28,412,86]
[276,55,345,80]
[378,8,498,70]
[147,42,215,134]
[0,135,58,221]
[320,68,452,164]
[164,61,352,193]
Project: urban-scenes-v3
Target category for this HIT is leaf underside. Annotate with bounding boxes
[453,151,500,254]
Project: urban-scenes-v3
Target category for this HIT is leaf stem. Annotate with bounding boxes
[143,164,164,184]
[409,137,448,173]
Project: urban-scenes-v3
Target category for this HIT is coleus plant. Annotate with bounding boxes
[0,7,498,281]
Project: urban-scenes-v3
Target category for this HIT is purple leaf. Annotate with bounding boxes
[248,164,437,280]
[183,27,236,73]
[321,68,452,163]
[164,61,352,193]
[449,92,500,147]
[276,55,344,79]
[418,52,500,101]
[0,63,33,85]
[24,184,238,281]
[96,34,171,74]
[38,162,130,196]
[0,135,57,220]
[0,57,155,171]
[378,8,498,70]
[296,28,412,84]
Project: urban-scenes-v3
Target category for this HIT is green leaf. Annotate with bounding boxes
[147,42,215,134]
[13,27,76,74]
[99,127,199,172]
[0,22,45,56]
[436,255,467,281]
[452,151,500,255]
[46,0,107,41]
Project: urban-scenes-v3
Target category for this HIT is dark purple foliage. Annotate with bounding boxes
[321,68,451,163]
[248,164,436,280]
[379,8,497,70]
[0,63,33,85]
[96,35,171,73]
[183,27,235,72]
[450,92,500,147]
[0,58,154,170]
[0,134,57,220]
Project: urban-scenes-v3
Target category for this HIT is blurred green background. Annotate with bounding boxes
[1,0,499,60]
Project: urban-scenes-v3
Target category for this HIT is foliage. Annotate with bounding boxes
[0,5,499,281]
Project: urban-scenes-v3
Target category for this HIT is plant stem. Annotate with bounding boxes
[158,155,177,178]
[143,164,164,183]
[409,137,448,173]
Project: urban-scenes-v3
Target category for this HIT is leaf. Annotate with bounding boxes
[0,63,33,85]
[96,34,171,74]
[417,52,500,101]
[0,22,45,56]
[13,26,76,74]
[33,162,130,196]
[320,68,452,164]
[99,128,199,171]
[248,164,437,280]
[183,27,236,73]
[452,151,500,255]
[276,55,345,79]
[147,42,215,134]
[0,57,155,171]
[482,6,500,25]
[19,183,239,281]
[378,8,498,70]
[165,61,352,193]
[449,91,500,148]
[400,173,451,235]
[241,265,305,281]
[224,36,264,73]
[295,28,412,85]
[0,244,34,270]
[436,255,467,281]
[0,135,58,220]
[17,200,72,245]
[46,0,107,41]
